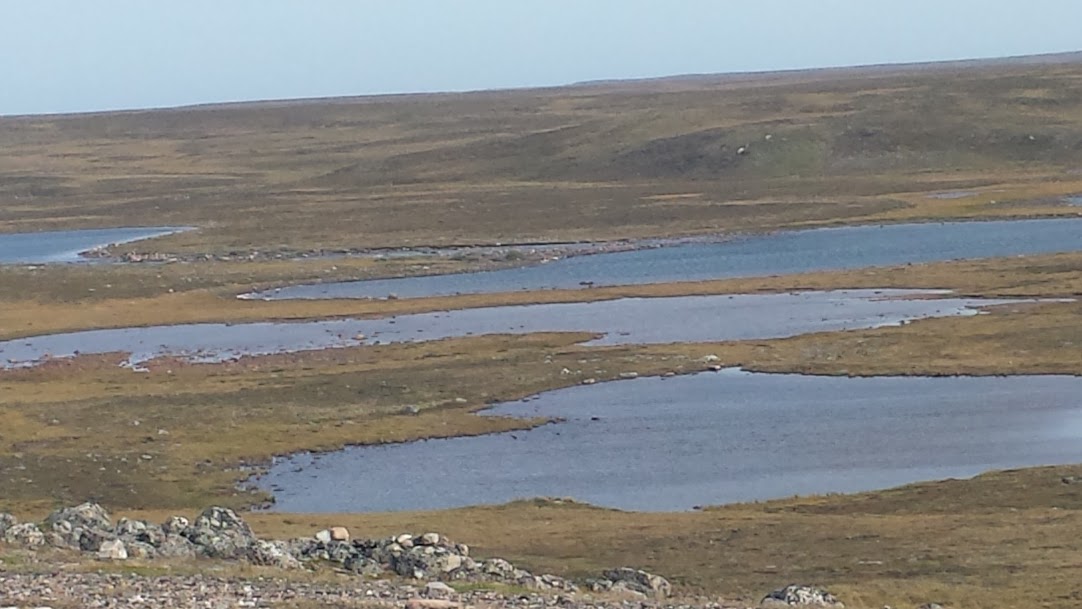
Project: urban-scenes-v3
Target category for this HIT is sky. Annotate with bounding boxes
[2,0,1082,116]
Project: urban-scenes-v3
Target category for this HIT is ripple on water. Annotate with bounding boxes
[257,370,1082,512]
[0,290,1038,368]
[248,218,1082,300]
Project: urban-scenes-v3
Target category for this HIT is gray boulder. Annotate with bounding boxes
[45,502,112,532]
[247,539,302,569]
[4,522,45,547]
[603,567,671,599]
[184,506,256,559]
[0,513,16,536]
[161,515,190,536]
[155,534,198,559]
[762,584,844,607]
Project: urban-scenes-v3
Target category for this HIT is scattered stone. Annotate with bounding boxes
[618,372,639,379]
[916,604,945,609]
[761,584,844,607]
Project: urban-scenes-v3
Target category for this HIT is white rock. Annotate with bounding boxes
[314,529,333,544]
[97,539,128,560]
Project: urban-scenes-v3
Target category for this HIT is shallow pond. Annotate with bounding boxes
[0,227,190,264]
[258,370,1082,512]
[253,218,1082,300]
[0,290,1027,367]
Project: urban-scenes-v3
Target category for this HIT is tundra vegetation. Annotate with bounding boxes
[3,56,1082,607]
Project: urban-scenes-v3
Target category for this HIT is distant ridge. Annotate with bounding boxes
[5,50,1082,119]
[571,50,1082,87]
[570,50,1082,89]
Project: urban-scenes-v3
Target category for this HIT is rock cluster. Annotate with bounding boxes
[0,503,643,594]
[760,584,844,607]
[587,568,673,598]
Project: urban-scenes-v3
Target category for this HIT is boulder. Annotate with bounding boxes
[315,529,333,544]
[161,515,190,536]
[603,567,672,599]
[45,502,112,532]
[916,604,945,609]
[247,539,303,569]
[97,539,128,560]
[423,581,457,599]
[184,506,256,559]
[3,522,44,547]
[125,540,158,560]
[0,513,16,536]
[155,534,198,559]
[761,584,844,607]
[330,526,350,542]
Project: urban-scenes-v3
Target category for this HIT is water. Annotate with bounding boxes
[253,218,1082,300]
[1065,195,1082,206]
[0,290,1030,368]
[259,370,1082,512]
[926,190,977,199]
[0,227,189,264]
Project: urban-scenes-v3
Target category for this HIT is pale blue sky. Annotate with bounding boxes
[2,0,1081,116]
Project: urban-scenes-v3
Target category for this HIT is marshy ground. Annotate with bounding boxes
[3,57,1082,607]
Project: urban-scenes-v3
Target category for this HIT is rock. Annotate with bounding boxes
[315,529,333,544]
[0,513,16,536]
[916,604,944,609]
[77,527,116,552]
[329,526,350,541]
[125,540,158,560]
[184,506,256,559]
[155,534,198,559]
[602,567,672,599]
[618,372,639,379]
[406,600,460,609]
[97,539,128,560]
[483,558,516,578]
[761,584,844,607]
[423,581,457,599]
[418,532,441,546]
[247,540,302,569]
[161,515,190,536]
[45,502,112,532]
[3,523,44,547]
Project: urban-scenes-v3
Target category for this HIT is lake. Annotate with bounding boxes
[0,289,1031,368]
[253,218,1082,300]
[258,370,1082,512]
[0,227,189,264]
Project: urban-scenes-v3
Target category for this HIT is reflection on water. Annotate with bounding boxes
[259,370,1082,512]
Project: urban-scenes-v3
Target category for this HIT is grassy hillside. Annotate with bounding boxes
[3,60,1082,253]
